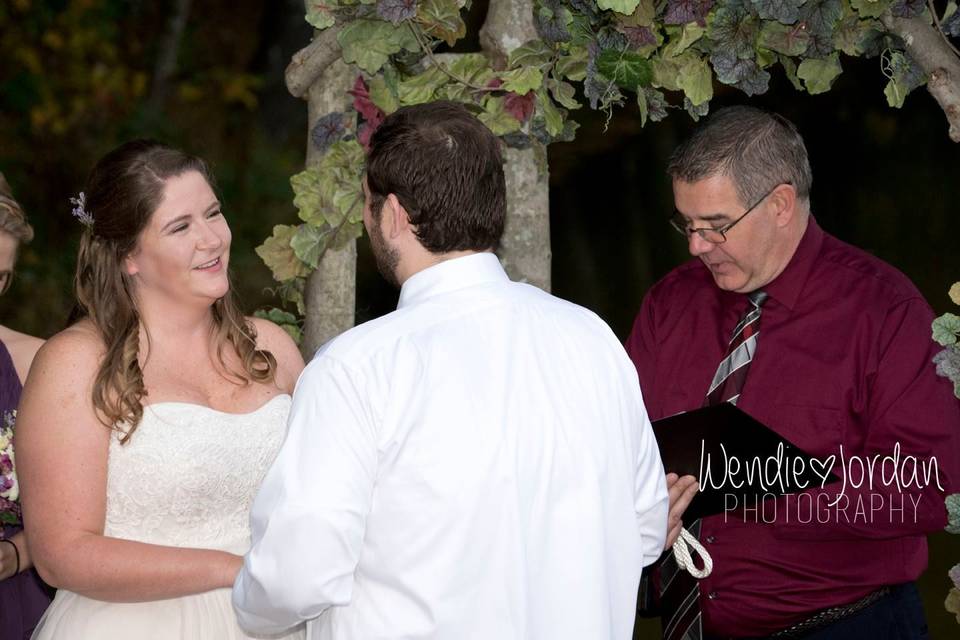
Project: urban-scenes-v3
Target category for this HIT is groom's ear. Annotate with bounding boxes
[384,194,411,240]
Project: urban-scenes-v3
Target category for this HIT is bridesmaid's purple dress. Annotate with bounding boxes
[0,339,53,639]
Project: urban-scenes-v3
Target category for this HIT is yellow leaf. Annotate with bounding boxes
[950,282,960,306]
[42,31,64,50]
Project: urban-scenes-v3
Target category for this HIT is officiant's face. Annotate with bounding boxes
[673,174,781,293]
[363,178,400,288]
[125,170,232,304]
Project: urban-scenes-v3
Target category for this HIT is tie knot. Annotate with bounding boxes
[748,290,768,308]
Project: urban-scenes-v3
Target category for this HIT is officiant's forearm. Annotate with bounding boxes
[32,532,241,601]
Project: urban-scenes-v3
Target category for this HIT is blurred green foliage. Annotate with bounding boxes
[0,0,309,337]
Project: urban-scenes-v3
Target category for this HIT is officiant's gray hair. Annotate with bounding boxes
[667,105,812,209]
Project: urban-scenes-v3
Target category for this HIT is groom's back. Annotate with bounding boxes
[314,254,667,639]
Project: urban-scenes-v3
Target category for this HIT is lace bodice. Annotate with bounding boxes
[103,395,291,555]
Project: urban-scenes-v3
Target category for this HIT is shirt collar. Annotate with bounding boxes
[761,215,824,311]
[397,252,509,309]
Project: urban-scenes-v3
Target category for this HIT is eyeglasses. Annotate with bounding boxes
[0,270,12,295]
[669,183,784,244]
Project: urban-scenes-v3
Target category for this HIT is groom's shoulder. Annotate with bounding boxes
[303,307,411,365]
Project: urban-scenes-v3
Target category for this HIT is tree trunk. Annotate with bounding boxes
[481,0,552,291]
[883,13,960,142]
[300,59,358,357]
[147,0,192,111]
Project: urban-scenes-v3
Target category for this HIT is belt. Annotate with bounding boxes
[767,586,893,639]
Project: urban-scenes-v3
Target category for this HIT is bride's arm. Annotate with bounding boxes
[16,328,241,602]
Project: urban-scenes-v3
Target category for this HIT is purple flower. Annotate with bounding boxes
[951,564,960,590]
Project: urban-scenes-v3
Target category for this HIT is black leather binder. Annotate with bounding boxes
[651,403,840,522]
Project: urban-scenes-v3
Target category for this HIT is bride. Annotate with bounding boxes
[15,140,305,639]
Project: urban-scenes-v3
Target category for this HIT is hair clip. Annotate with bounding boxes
[70,192,94,228]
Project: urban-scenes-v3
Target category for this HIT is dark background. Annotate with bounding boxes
[1,0,958,635]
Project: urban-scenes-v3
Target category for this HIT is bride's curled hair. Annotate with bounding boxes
[74,140,276,441]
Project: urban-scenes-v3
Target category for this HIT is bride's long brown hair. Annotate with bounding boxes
[73,140,275,442]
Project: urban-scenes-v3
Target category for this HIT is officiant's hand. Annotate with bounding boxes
[665,473,699,549]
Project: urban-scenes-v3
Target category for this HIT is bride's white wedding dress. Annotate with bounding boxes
[32,395,304,639]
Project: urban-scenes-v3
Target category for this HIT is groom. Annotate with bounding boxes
[233,101,668,639]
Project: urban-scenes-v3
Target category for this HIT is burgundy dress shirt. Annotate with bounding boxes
[626,217,960,637]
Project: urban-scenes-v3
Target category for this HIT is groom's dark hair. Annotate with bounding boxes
[366,100,506,253]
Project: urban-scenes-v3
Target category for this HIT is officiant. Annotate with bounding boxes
[626,105,960,639]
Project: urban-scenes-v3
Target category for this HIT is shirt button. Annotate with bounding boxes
[705,535,716,543]
[707,591,718,600]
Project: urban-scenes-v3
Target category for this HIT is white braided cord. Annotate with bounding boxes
[672,527,713,579]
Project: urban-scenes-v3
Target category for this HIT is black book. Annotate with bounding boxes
[651,403,840,522]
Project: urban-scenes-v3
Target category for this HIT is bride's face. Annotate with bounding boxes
[124,170,232,306]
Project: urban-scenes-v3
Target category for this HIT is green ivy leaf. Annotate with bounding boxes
[797,52,842,94]
[555,46,590,81]
[709,1,760,59]
[291,167,324,226]
[597,0,642,15]
[313,140,366,229]
[638,88,669,127]
[779,55,804,90]
[752,0,805,24]
[417,0,467,46]
[500,66,545,94]
[306,2,337,30]
[596,49,654,90]
[684,96,710,120]
[949,281,960,306]
[291,223,329,269]
[882,50,926,108]
[537,90,565,136]
[448,53,496,86]
[651,54,683,91]
[546,77,581,109]
[758,21,811,56]
[946,493,960,533]
[479,96,523,135]
[833,14,880,56]
[933,313,960,346]
[663,23,706,58]
[509,39,555,68]
[368,74,400,114]
[256,225,311,282]
[255,307,299,326]
[710,49,771,94]
[849,0,892,18]
[397,65,448,105]
[799,0,844,57]
[755,46,778,68]
[677,54,713,106]
[620,0,657,26]
[338,19,420,73]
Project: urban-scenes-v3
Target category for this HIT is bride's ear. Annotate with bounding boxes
[124,250,141,276]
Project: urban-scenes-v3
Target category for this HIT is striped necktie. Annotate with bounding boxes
[659,290,769,640]
[706,290,769,406]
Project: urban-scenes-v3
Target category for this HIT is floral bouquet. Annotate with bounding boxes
[0,409,21,527]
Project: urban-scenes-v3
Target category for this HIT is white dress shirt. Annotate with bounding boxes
[233,252,668,640]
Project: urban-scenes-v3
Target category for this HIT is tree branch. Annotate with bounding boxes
[285,27,342,99]
[883,12,960,142]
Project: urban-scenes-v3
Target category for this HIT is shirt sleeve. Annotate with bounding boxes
[232,354,378,634]
[775,297,960,540]
[633,396,669,566]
